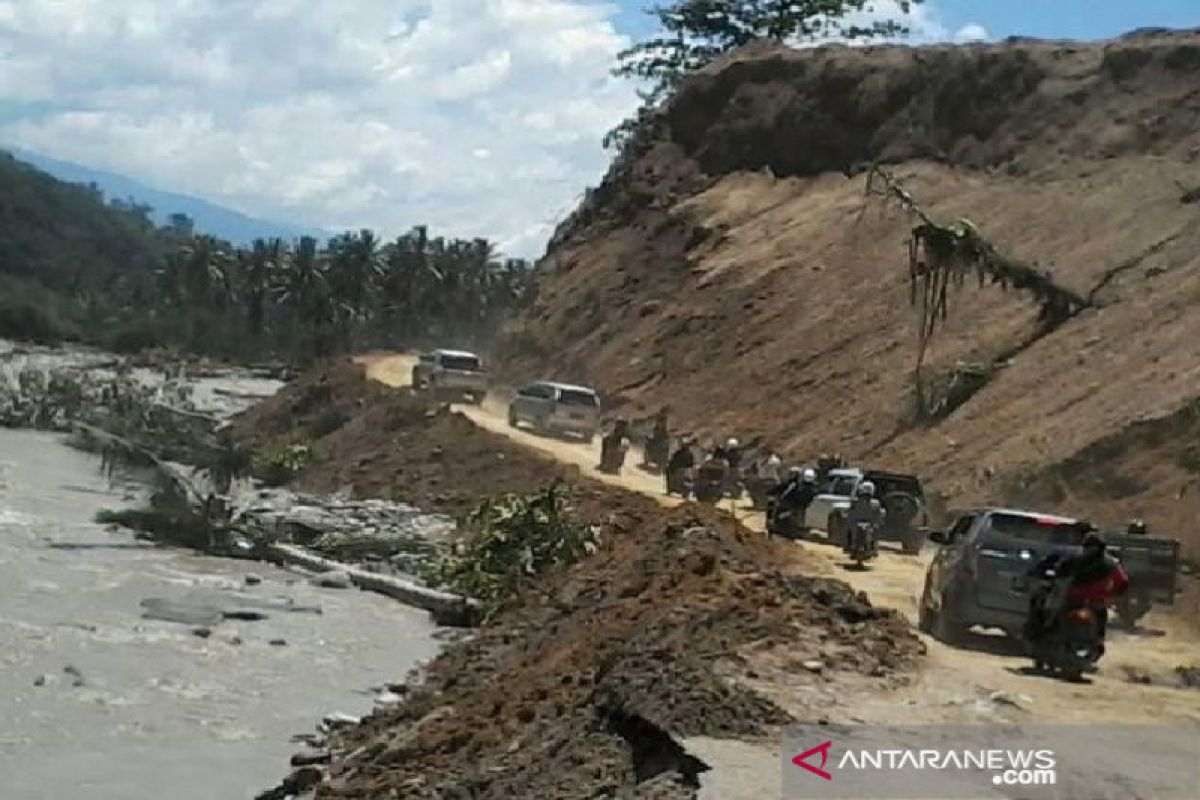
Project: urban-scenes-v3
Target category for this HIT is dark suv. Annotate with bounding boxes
[919,507,1180,643]
[918,508,1088,643]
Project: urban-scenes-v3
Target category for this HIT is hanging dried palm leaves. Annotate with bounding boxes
[864,166,1089,414]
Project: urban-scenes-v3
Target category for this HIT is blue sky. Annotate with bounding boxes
[612,0,1199,41]
[1,1,1196,257]
[934,0,1197,40]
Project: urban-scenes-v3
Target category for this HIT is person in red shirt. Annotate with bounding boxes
[1026,531,1130,641]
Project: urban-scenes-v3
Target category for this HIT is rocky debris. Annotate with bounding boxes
[1175,665,1200,689]
[988,690,1032,710]
[269,638,287,647]
[266,507,920,799]
[290,749,331,767]
[191,627,212,639]
[311,570,352,590]
[63,664,84,688]
[320,713,360,733]
[33,674,49,687]
[227,487,453,576]
[244,573,263,586]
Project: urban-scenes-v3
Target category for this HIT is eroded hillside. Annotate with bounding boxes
[498,30,1200,550]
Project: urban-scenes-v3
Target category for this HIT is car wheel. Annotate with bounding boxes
[901,528,924,555]
[507,408,519,428]
[932,590,968,646]
[917,582,935,633]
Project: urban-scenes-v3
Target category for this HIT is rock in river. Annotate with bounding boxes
[312,571,352,590]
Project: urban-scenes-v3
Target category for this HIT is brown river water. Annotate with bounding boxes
[0,428,440,799]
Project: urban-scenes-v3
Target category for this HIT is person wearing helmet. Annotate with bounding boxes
[846,480,885,554]
[761,451,783,484]
[768,464,818,537]
[720,437,742,470]
[1025,530,1130,644]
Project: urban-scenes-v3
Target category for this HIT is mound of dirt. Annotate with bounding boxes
[233,359,646,520]
[498,31,1200,555]
[260,506,919,799]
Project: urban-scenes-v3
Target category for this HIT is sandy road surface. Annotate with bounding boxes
[359,353,1200,795]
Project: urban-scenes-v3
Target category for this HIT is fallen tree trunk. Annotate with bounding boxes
[265,543,483,627]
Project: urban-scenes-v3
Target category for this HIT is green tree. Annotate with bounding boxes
[609,0,922,147]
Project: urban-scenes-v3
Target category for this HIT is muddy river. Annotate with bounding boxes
[0,429,440,799]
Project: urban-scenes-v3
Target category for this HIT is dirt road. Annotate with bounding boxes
[360,353,1200,794]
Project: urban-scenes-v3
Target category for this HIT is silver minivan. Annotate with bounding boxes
[507,381,601,440]
[411,349,487,403]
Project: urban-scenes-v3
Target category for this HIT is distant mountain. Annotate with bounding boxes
[6,147,330,244]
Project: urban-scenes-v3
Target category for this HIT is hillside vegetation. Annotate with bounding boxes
[498,30,1200,550]
[0,151,531,360]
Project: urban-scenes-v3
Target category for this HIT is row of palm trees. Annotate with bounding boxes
[154,226,534,359]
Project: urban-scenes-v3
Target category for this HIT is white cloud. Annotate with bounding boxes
[0,0,638,256]
[821,1,990,46]
[953,23,990,43]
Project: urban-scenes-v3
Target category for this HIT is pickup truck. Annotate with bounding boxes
[803,468,930,554]
[919,507,1180,643]
[411,349,487,404]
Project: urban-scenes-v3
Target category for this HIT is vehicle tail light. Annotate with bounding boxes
[1067,607,1095,624]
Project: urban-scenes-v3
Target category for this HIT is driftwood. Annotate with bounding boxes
[266,543,482,626]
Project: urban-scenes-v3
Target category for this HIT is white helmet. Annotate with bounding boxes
[857,481,876,497]
[802,468,817,483]
[726,437,739,449]
[767,453,782,466]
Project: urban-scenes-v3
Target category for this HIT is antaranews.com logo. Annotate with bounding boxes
[781,725,1199,800]
[792,739,1056,786]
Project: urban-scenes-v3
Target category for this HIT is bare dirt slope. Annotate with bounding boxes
[361,352,1200,800]
[495,31,1200,552]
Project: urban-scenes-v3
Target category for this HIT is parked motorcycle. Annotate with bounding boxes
[665,467,693,498]
[745,475,776,510]
[642,435,670,475]
[844,521,879,569]
[693,460,727,504]
[1025,569,1105,682]
[766,494,802,539]
[598,433,628,475]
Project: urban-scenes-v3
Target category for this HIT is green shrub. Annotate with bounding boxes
[254,442,318,486]
[421,484,599,610]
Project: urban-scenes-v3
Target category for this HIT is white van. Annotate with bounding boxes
[507,381,601,441]
[411,349,487,403]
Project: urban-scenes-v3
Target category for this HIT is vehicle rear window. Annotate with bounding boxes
[440,355,480,371]
[983,513,1086,545]
[557,389,598,407]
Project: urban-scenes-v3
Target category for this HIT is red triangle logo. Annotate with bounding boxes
[792,740,833,781]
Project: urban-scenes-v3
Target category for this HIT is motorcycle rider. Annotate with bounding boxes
[599,419,631,473]
[645,409,670,469]
[761,452,783,485]
[769,467,819,535]
[1024,530,1131,644]
[846,481,884,557]
[665,437,695,496]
